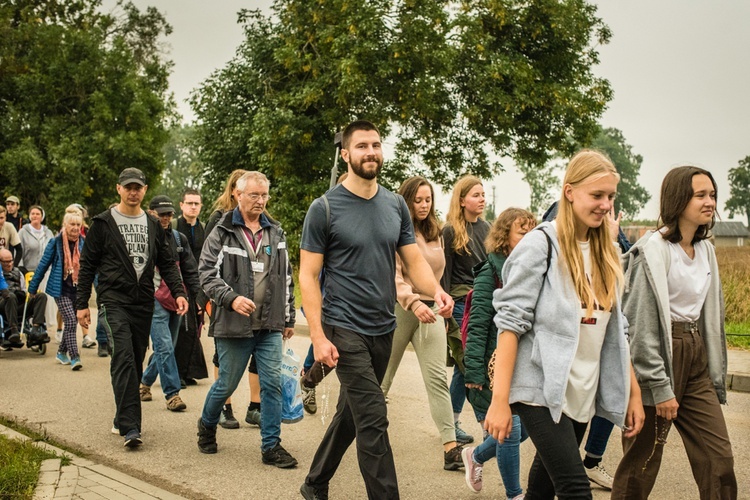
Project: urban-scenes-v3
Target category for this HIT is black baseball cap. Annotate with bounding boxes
[149,195,175,215]
[118,167,147,186]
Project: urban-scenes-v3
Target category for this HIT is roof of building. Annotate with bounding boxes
[712,221,749,237]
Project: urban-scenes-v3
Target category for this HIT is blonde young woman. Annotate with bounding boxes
[204,169,262,430]
[380,176,463,470]
[485,150,644,499]
[442,175,489,444]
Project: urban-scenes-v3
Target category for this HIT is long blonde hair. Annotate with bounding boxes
[212,169,248,212]
[557,150,622,314]
[445,175,482,255]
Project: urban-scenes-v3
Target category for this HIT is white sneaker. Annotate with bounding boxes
[55,330,62,343]
[586,464,614,490]
[82,335,97,348]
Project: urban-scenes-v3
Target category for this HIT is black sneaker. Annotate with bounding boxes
[185,378,198,386]
[262,444,298,468]
[219,405,240,429]
[300,482,329,500]
[443,444,464,471]
[124,430,142,448]
[197,418,217,454]
[97,342,109,357]
[7,331,21,344]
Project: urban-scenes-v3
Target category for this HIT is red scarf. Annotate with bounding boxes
[62,232,80,285]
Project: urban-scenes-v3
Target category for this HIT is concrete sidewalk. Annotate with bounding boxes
[727,347,750,392]
[1,315,749,499]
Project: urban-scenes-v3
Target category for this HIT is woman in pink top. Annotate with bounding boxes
[380,176,463,470]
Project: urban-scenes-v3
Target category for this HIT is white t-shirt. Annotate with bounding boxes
[667,241,711,322]
[111,208,149,280]
[563,240,611,423]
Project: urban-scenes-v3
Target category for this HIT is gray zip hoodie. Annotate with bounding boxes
[622,230,727,405]
[493,222,631,426]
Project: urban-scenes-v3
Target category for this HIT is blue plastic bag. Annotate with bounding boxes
[281,341,304,424]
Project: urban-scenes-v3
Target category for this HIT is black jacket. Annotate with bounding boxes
[175,216,205,260]
[163,227,205,306]
[76,209,186,310]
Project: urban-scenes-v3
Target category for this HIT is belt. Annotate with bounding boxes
[671,320,699,336]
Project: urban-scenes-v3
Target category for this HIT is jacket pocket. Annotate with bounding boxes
[532,328,577,406]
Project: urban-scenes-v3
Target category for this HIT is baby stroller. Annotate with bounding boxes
[0,271,50,355]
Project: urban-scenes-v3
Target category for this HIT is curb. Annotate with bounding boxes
[728,372,750,393]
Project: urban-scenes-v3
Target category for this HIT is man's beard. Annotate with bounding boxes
[350,156,382,180]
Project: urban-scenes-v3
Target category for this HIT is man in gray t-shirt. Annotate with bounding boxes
[299,120,454,500]
[110,208,149,279]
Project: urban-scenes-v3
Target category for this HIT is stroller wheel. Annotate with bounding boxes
[39,343,47,355]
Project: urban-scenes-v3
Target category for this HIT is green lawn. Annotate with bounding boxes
[0,435,59,499]
[726,322,750,350]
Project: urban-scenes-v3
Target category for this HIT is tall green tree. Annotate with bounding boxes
[589,126,650,218]
[191,0,613,257]
[156,125,205,210]
[726,156,750,225]
[0,0,175,225]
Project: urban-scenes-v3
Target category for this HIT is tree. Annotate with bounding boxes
[191,0,613,258]
[726,156,750,225]
[156,125,205,210]
[589,127,650,219]
[0,0,175,226]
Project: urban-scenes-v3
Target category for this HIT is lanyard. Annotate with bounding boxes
[242,227,263,260]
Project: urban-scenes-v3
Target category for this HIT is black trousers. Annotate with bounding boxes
[99,303,153,435]
[306,324,399,500]
[513,403,592,500]
[1,292,46,331]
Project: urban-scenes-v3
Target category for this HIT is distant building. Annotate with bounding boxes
[711,221,749,247]
[622,225,653,244]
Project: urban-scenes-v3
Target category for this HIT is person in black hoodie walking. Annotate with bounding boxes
[76,168,188,448]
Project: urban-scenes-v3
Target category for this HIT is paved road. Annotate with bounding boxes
[1,331,748,499]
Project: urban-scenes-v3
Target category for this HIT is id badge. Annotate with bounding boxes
[251,261,265,273]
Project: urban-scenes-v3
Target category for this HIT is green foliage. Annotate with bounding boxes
[0,435,60,499]
[191,0,612,260]
[589,127,650,218]
[154,125,205,211]
[726,156,750,225]
[0,0,175,227]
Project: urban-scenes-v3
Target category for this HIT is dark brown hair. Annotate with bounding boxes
[181,187,201,202]
[398,176,441,242]
[658,166,717,244]
[342,120,380,149]
[485,208,537,256]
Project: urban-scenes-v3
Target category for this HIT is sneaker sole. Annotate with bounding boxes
[444,460,463,471]
[587,476,613,490]
[124,437,143,448]
[71,364,82,371]
[263,458,298,469]
[167,404,187,412]
[219,421,240,429]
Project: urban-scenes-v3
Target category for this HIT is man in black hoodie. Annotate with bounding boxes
[76,168,188,448]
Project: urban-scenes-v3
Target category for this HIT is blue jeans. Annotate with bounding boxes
[450,300,466,414]
[201,331,283,452]
[141,300,183,399]
[585,415,614,458]
[474,414,525,498]
[304,343,315,372]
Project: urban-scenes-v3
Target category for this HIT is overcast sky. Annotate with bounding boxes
[104,0,750,222]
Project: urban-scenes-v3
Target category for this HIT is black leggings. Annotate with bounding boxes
[512,403,592,500]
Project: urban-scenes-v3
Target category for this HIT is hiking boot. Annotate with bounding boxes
[219,405,240,429]
[261,444,298,468]
[166,395,187,411]
[70,356,83,371]
[56,351,71,365]
[81,335,96,348]
[97,342,110,357]
[300,482,329,500]
[139,384,152,402]
[245,407,261,427]
[302,382,317,414]
[444,444,464,471]
[124,430,142,448]
[461,446,483,492]
[197,418,217,454]
[455,421,474,444]
[586,464,614,490]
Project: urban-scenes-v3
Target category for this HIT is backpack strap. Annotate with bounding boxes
[536,227,553,282]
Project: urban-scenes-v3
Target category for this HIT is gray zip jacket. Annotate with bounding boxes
[493,222,631,426]
[622,230,727,405]
[199,209,295,337]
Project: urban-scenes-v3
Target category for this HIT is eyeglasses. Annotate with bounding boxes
[246,193,270,202]
[182,202,201,206]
